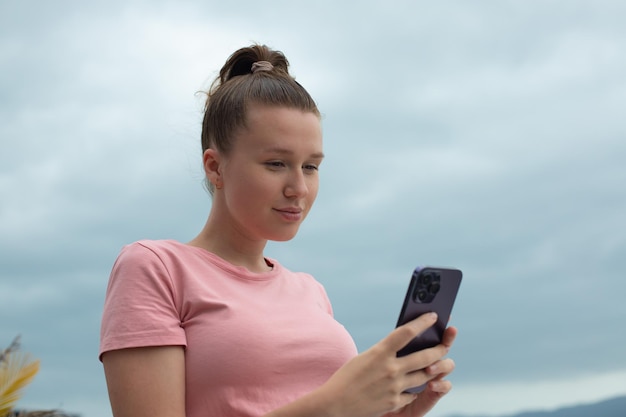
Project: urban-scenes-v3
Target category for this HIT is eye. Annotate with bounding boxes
[303,164,319,172]
[265,161,286,169]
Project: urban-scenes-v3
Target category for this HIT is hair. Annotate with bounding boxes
[201,44,320,157]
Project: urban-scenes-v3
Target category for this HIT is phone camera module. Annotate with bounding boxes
[413,271,441,303]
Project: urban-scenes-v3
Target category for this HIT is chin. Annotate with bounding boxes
[267,228,300,242]
[269,234,298,242]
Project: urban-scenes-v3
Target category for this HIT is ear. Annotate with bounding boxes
[203,148,223,189]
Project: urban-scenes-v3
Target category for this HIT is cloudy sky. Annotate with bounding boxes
[1,1,625,416]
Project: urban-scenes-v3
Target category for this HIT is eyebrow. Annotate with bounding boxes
[262,147,325,159]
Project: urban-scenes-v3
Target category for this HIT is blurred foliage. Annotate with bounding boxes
[0,336,40,417]
[0,337,77,417]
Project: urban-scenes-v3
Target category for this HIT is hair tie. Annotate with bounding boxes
[251,61,274,74]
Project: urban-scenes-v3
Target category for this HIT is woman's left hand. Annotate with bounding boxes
[386,326,457,417]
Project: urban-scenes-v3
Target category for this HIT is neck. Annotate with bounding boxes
[188,212,271,274]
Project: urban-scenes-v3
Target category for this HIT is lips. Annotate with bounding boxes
[274,207,304,221]
[275,207,303,214]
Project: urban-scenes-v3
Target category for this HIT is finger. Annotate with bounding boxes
[397,343,449,373]
[404,358,453,392]
[425,358,455,376]
[381,312,438,353]
[441,326,458,348]
[428,378,452,394]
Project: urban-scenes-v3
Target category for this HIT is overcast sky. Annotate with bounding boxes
[1,1,625,417]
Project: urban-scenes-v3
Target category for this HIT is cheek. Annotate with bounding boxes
[307,178,320,201]
[233,174,273,204]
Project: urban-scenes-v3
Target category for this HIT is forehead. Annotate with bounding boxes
[234,104,323,154]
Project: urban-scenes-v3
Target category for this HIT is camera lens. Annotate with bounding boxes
[417,290,427,302]
[429,283,440,294]
[421,273,432,285]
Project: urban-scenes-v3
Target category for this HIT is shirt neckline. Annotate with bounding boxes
[168,239,282,281]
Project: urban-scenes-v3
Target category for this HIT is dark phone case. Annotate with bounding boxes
[396,266,462,393]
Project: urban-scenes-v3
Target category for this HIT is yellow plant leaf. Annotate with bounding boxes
[0,352,40,417]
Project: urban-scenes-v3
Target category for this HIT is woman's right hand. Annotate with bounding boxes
[313,312,455,417]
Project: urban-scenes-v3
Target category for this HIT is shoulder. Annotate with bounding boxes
[112,240,232,288]
[269,259,316,283]
[109,239,196,284]
[271,260,330,298]
[121,239,185,254]
[115,239,189,264]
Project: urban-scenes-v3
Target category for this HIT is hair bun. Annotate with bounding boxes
[251,61,274,74]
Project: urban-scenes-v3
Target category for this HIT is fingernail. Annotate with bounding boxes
[427,312,438,320]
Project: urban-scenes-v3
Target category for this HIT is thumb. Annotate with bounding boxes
[381,312,438,353]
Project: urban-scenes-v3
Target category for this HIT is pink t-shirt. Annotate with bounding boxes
[100,240,358,417]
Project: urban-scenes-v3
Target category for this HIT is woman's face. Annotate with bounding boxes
[212,104,323,242]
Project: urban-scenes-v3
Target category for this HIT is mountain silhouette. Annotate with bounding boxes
[446,395,626,417]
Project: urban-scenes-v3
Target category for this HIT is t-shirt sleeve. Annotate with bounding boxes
[99,242,186,360]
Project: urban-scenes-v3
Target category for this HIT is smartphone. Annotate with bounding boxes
[396,266,462,392]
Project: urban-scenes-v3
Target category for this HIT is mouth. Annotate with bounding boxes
[275,207,303,214]
[274,207,304,221]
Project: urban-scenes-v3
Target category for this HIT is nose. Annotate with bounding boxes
[284,170,308,198]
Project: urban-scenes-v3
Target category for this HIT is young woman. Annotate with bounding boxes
[99,44,457,417]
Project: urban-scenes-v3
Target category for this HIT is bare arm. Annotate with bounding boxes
[102,346,186,417]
